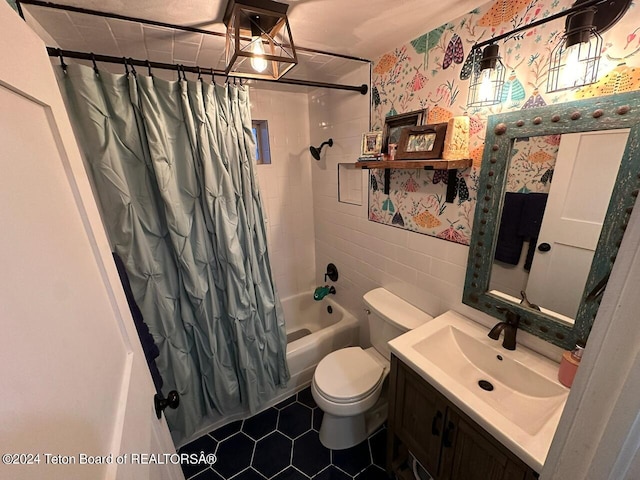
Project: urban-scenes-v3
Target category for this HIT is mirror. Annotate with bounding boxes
[463,92,640,349]
[489,130,629,324]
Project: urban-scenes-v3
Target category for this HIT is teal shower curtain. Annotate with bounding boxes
[58,64,289,443]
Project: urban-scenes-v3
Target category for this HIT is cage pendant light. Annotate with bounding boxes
[467,44,506,108]
[547,7,602,93]
[223,0,297,80]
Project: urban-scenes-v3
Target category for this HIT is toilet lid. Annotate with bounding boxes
[314,347,385,403]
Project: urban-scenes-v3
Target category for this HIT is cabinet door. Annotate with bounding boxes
[444,413,528,480]
[393,360,446,477]
[388,358,538,480]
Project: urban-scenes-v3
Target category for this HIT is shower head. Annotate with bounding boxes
[310,138,333,160]
[309,146,321,160]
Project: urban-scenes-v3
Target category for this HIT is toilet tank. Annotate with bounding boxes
[363,288,433,360]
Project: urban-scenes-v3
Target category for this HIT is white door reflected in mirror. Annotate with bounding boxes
[489,129,630,323]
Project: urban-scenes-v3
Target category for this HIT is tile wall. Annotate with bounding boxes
[250,88,316,300]
[309,66,562,360]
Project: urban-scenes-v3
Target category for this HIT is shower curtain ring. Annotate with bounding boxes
[123,57,130,77]
[90,53,99,75]
[196,66,203,82]
[146,60,153,77]
[58,49,67,73]
[128,58,137,77]
[210,68,215,83]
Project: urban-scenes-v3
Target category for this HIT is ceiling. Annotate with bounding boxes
[22,0,488,86]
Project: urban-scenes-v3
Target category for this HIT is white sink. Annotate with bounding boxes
[389,310,569,472]
[413,325,566,435]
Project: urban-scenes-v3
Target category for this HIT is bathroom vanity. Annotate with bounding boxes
[387,356,538,480]
[386,311,568,480]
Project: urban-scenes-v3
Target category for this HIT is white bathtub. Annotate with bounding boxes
[281,292,359,393]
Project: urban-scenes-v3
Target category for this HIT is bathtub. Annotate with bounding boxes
[280,292,359,393]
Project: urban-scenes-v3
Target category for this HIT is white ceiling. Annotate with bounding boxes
[23,0,488,85]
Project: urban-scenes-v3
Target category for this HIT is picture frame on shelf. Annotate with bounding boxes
[396,123,447,160]
[382,109,427,153]
[361,131,383,157]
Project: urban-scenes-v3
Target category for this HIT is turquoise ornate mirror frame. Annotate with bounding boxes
[463,92,640,350]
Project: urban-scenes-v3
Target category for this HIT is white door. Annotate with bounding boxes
[526,129,629,319]
[0,4,184,480]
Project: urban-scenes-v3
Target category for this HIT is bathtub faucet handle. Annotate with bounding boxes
[324,263,339,282]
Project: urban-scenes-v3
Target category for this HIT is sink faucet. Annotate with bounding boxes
[488,309,520,350]
[313,285,336,301]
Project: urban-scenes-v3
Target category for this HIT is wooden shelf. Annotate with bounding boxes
[355,158,472,202]
[354,158,471,170]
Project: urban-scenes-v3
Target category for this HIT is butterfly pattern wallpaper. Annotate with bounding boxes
[506,135,559,194]
[369,0,640,245]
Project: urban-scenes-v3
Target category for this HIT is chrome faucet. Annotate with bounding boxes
[313,285,336,301]
[488,308,520,350]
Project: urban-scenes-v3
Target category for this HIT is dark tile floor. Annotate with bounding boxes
[179,387,390,479]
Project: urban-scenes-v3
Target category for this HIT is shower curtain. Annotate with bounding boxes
[58,63,289,443]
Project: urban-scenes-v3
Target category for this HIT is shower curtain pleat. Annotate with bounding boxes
[58,64,289,444]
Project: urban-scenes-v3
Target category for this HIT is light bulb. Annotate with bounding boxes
[560,43,582,89]
[250,37,268,73]
[478,69,493,103]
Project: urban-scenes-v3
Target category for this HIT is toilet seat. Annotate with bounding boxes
[314,347,385,404]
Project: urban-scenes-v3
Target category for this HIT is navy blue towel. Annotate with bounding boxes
[495,192,526,265]
[112,252,164,394]
[519,193,548,270]
[494,192,549,269]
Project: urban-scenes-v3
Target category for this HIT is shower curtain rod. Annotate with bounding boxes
[18,0,370,94]
[47,47,369,94]
[20,0,370,64]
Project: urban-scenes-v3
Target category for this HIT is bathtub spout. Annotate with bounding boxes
[314,285,336,301]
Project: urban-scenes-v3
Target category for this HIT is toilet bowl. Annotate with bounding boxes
[312,288,432,449]
[312,347,388,449]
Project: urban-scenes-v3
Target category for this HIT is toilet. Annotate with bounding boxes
[312,287,433,449]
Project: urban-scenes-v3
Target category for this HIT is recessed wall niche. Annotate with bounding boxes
[338,163,363,205]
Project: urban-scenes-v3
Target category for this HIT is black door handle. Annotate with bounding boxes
[538,242,551,252]
[431,410,443,436]
[155,391,179,419]
[443,421,455,448]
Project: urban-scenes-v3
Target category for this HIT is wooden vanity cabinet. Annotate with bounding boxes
[387,355,539,480]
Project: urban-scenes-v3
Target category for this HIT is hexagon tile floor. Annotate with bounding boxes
[178,386,390,479]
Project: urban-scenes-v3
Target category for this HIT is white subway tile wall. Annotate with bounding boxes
[250,88,315,300]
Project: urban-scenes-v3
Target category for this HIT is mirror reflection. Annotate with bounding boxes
[489,129,630,323]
